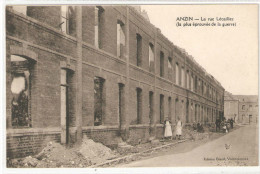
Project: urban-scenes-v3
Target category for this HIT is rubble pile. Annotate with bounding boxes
[78,138,117,164]
[9,139,117,168]
[34,141,91,168]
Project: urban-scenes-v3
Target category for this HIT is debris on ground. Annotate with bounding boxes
[78,138,117,164]
[116,142,138,155]
[9,138,117,168]
[8,125,239,168]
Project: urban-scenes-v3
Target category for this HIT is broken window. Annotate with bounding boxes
[194,76,197,92]
[168,97,172,120]
[60,6,75,34]
[12,6,27,15]
[95,6,104,48]
[181,67,185,87]
[149,91,154,126]
[204,83,207,96]
[148,43,154,72]
[201,80,204,94]
[175,63,179,85]
[11,55,33,128]
[136,34,142,67]
[160,94,164,124]
[198,79,201,93]
[117,20,125,58]
[209,87,212,98]
[191,75,194,91]
[194,104,197,122]
[168,57,172,80]
[160,51,164,77]
[186,70,190,89]
[118,83,125,127]
[94,77,105,126]
[136,88,142,124]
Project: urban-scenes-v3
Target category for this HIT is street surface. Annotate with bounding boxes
[120,124,258,167]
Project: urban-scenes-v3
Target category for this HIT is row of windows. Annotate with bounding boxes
[11,6,223,104]
[242,104,258,110]
[93,6,223,103]
[10,54,220,128]
[94,78,219,126]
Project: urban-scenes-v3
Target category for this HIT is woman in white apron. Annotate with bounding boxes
[176,117,182,140]
[164,118,172,140]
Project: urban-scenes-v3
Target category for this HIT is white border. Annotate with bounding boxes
[1,1,260,174]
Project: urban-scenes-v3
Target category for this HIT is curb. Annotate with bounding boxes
[90,139,188,168]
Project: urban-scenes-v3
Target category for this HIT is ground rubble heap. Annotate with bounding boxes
[8,138,118,168]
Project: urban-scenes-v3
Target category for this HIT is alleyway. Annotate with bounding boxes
[119,124,258,167]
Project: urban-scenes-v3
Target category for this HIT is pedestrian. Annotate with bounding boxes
[197,123,204,133]
[192,121,197,131]
[223,121,229,133]
[230,118,234,129]
[164,118,172,140]
[215,118,220,132]
[176,117,182,140]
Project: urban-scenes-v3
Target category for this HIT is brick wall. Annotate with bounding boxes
[27,6,61,30]
[6,6,225,159]
[82,127,120,147]
[128,126,150,145]
[7,131,60,159]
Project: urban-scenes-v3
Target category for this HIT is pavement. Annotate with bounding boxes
[119,124,259,167]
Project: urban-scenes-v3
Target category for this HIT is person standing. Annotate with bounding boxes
[215,118,220,132]
[230,118,234,129]
[176,117,182,140]
[164,118,173,140]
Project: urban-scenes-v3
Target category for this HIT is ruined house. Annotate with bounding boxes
[6,5,225,158]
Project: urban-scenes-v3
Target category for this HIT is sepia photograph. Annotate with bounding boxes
[2,1,259,173]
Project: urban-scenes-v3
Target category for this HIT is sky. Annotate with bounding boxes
[141,5,258,95]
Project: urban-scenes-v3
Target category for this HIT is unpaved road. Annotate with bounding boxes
[119,124,258,167]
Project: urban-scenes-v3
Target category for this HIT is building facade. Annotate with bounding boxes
[6,6,225,158]
[224,92,258,124]
[224,91,239,122]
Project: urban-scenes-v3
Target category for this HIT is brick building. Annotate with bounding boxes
[224,92,258,124]
[6,5,225,159]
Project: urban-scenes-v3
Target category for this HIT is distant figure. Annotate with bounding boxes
[223,121,229,133]
[192,121,197,131]
[197,123,204,133]
[230,118,234,129]
[215,119,221,132]
[176,117,182,140]
[164,118,172,140]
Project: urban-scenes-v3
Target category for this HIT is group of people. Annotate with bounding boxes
[164,117,183,140]
[192,122,204,133]
[215,117,234,133]
[164,116,235,140]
